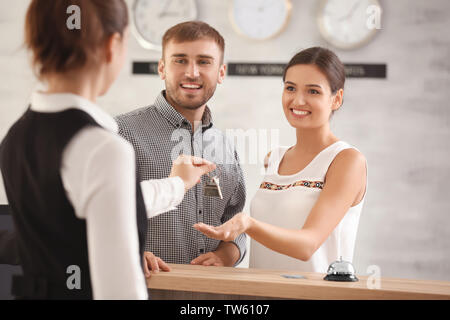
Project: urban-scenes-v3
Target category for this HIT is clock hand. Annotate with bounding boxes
[159,12,181,18]
[338,0,362,21]
[348,0,363,18]
[158,0,174,18]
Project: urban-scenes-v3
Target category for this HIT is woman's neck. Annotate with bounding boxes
[43,68,103,103]
[293,124,338,155]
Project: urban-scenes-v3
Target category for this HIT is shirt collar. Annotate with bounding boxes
[154,90,213,131]
[30,91,119,133]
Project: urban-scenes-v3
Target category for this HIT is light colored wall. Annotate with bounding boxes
[0,0,449,281]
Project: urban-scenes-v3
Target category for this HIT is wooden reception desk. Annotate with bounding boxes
[147,263,450,300]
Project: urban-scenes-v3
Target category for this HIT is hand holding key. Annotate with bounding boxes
[170,155,216,192]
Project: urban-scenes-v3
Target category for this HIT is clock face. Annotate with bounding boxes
[230,0,292,40]
[317,0,381,50]
[132,0,198,51]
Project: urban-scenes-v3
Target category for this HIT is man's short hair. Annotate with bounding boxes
[162,21,225,62]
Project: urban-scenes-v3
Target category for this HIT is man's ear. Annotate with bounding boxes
[158,59,165,80]
[217,63,226,84]
[332,88,344,111]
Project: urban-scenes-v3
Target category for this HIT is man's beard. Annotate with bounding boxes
[165,81,216,110]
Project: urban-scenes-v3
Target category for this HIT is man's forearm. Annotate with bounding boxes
[215,241,240,267]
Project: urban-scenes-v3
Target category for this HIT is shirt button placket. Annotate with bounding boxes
[193,128,205,256]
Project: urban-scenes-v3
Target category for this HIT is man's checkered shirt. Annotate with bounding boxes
[115,91,247,265]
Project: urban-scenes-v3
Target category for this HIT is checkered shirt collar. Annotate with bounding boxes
[154,91,213,130]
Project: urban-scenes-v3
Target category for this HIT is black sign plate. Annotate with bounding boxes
[133,61,159,75]
[132,62,387,78]
[227,63,386,78]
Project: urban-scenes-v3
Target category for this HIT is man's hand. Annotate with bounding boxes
[143,251,171,278]
[190,242,240,267]
[190,251,226,267]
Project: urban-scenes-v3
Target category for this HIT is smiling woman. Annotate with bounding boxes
[194,46,368,274]
[282,47,346,119]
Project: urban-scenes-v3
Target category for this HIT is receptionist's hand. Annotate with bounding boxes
[170,155,216,192]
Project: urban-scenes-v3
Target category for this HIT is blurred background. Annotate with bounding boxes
[1,0,449,299]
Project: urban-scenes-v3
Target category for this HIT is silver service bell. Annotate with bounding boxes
[323,256,359,282]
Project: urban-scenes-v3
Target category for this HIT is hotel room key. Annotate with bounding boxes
[203,174,223,199]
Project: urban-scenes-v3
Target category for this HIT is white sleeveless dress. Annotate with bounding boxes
[249,141,366,273]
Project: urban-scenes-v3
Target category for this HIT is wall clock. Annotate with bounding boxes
[230,0,292,40]
[132,0,198,51]
[317,0,381,50]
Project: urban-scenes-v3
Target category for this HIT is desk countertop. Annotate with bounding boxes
[147,263,450,300]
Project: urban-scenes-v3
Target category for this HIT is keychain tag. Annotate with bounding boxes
[203,175,223,199]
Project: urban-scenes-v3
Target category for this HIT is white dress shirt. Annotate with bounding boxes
[30,91,185,299]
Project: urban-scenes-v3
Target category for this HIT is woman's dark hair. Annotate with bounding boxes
[283,47,346,95]
[25,0,128,79]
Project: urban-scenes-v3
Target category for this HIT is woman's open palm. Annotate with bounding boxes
[193,213,249,242]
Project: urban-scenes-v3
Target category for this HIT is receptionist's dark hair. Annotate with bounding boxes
[24,0,128,80]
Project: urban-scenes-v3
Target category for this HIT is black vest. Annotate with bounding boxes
[0,108,147,299]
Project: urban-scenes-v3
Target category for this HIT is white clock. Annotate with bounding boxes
[317,0,381,50]
[132,0,198,51]
[230,0,292,40]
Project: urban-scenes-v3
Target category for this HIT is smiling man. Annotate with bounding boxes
[115,21,246,276]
